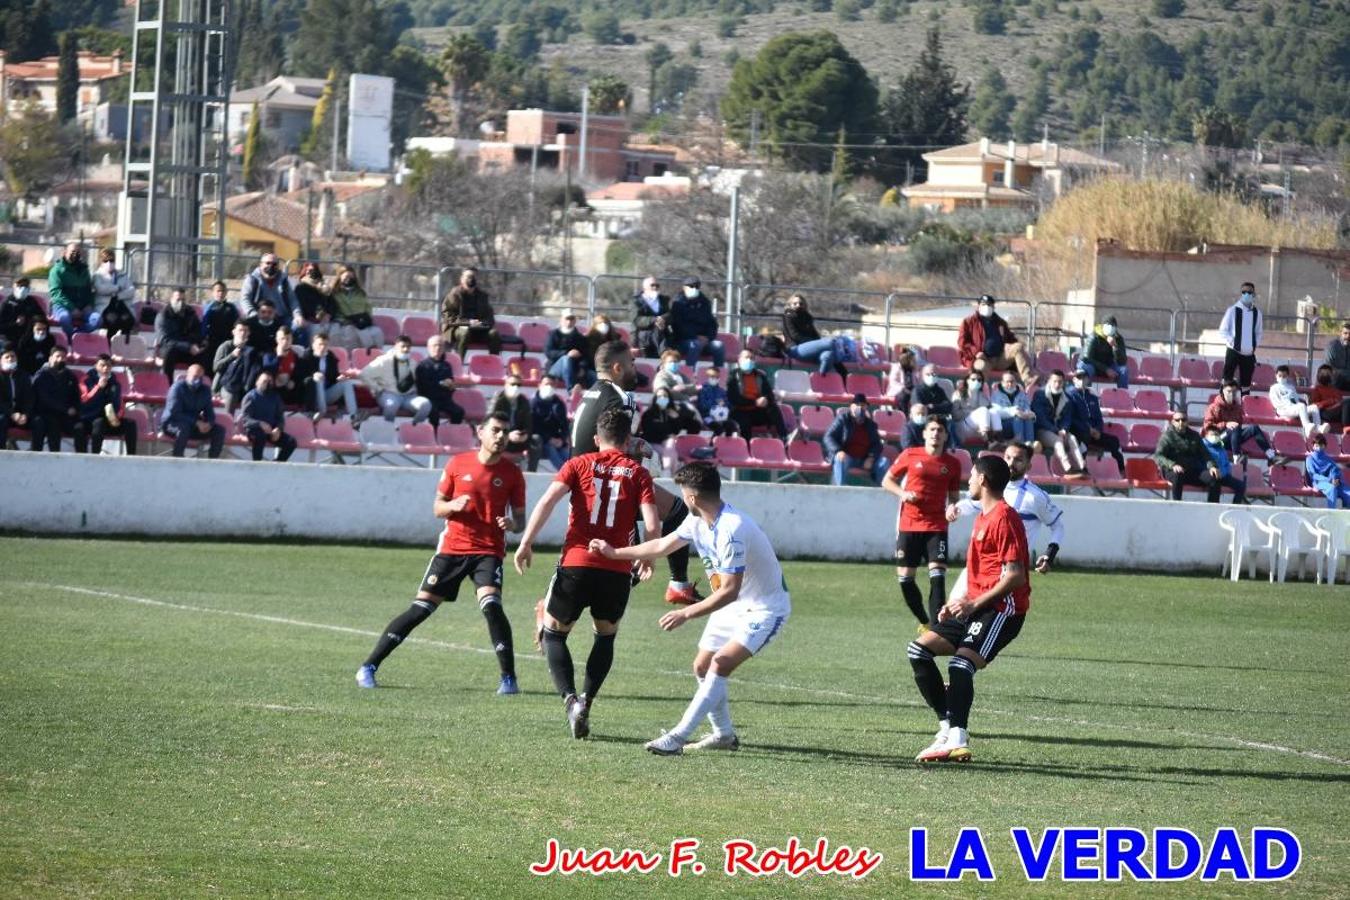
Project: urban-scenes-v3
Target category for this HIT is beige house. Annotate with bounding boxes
[0,49,126,124]
[901,138,1120,212]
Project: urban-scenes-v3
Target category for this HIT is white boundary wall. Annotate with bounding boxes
[0,454,1332,571]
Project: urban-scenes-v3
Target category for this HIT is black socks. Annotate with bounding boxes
[364,600,436,668]
[541,627,575,698]
[947,656,977,729]
[907,641,947,720]
[898,575,928,625]
[479,596,515,678]
[583,632,616,700]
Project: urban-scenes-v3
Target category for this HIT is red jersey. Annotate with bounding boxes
[966,500,1032,614]
[887,447,962,532]
[556,448,656,573]
[435,451,526,558]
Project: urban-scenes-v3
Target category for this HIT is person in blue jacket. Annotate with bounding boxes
[670,277,725,368]
[1201,423,1247,504]
[1031,369,1086,477]
[162,364,224,458]
[1306,432,1349,508]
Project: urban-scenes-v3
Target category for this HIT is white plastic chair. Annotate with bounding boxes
[772,369,814,403]
[1267,512,1323,584]
[1315,514,1350,585]
[1219,508,1275,581]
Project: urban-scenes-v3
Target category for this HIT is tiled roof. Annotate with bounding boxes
[206,192,309,242]
[924,140,1119,169]
[587,181,687,201]
[2,51,123,82]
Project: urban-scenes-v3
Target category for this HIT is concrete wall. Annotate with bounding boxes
[1,453,1331,572]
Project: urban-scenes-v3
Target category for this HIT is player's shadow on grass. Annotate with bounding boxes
[1000,652,1321,675]
[972,757,1350,786]
[1000,693,1284,717]
[977,731,1240,753]
[603,692,874,709]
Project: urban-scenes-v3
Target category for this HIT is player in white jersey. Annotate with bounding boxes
[945,441,1064,602]
[589,461,790,755]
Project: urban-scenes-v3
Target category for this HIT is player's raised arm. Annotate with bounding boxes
[515,480,570,573]
[589,530,688,563]
[434,492,470,519]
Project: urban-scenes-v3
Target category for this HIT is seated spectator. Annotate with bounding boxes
[989,370,1038,448]
[17,318,56,376]
[950,370,1008,447]
[1076,315,1129,388]
[957,294,1037,389]
[913,363,958,449]
[0,346,34,448]
[782,293,846,377]
[1201,423,1247,504]
[414,334,464,427]
[77,353,137,455]
[632,275,670,359]
[586,313,617,362]
[529,376,570,472]
[544,309,594,389]
[361,335,431,424]
[294,262,338,337]
[440,266,501,356]
[48,242,98,339]
[885,347,920,409]
[1309,363,1349,426]
[295,332,358,421]
[727,349,787,440]
[824,394,888,486]
[213,321,264,412]
[245,298,283,353]
[92,247,138,339]
[638,386,701,445]
[1306,433,1350,509]
[1325,321,1350,391]
[670,277,725,368]
[154,288,206,380]
[1155,411,1222,503]
[899,402,928,450]
[1203,379,1281,466]
[1068,370,1125,474]
[30,345,82,452]
[263,326,303,405]
[695,366,737,437]
[240,371,297,463]
[201,280,240,368]
[1269,364,1327,438]
[240,252,299,322]
[162,364,224,458]
[489,374,534,463]
[329,265,384,349]
[1031,370,1087,477]
[0,277,44,346]
[653,348,696,403]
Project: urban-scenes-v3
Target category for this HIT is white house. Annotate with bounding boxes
[227,75,327,153]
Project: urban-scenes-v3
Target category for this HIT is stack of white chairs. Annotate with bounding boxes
[1316,514,1350,585]
[1220,509,1347,585]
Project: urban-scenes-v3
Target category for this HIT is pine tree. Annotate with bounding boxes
[55,31,78,123]
[588,74,630,115]
[242,101,262,189]
[645,42,672,113]
[968,68,1015,139]
[441,34,490,136]
[1012,69,1050,141]
[879,28,969,183]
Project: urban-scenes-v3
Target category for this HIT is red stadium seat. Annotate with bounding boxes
[1086,456,1130,492]
[1132,389,1171,418]
[952,448,973,480]
[809,372,850,403]
[1098,388,1133,415]
[672,434,709,462]
[925,345,965,377]
[398,421,442,463]
[1243,465,1274,501]
[787,440,830,473]
[1036,350,1069,374]
[778,403,797,434]
[1125,457,1169,494]
[312,419,362,460]
[127,370,170,405]
[438,422,477,452]
[1102,421,1129,448]
[69,332,108,363]
[400,315,440,346]
[1026,453,1062,487]
[845,373,887,406]
[1177,357,1212,386]
[873,408,907,441]
[349,347,381,371]
[1127,423,1161,454]
[517,323,550,352]
[1268,464,1320,499]
[506,356,542,385]
[371,314,400,345]
[748,437,792,468]
[1250,364,1277,390]
[797,404,835,437]
[1241,395,1283,425]
[1271,429,1309,460]
[1136,356,1177,387]
[468,354,507,385]
[717,332,741,359]
[713,436,753,467]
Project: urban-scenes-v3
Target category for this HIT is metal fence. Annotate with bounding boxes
[436,267,593,320]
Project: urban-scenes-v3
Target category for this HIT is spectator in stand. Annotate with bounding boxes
[782,293,846,377]
[296,332,358,421]
[899,402,929,450]
[727,348,787,441]
[240,252,299,323]
[1325,321,1350,391]
[1218,282,1262,396]
[361,335,431,424]
[1201,423,1247,504]
[414,334,464,427]
[240,370,297,463]
[1309,363,1350,427]
[1269,364,1327,439]
[1068,370,1125,474]
[328,265,384,349]
[956,294,1037,390]
[212,321,264,412]
[263,326,303,405]
[886,347,920,410]
[293,262,337,338]
[632,275,670,359]
[1155,410,1223,503]
[1032,369,1087,477]
[91,248,138,339]
[162,364,224,458]
[950,370,1007,447]
[544,308,593,389]
[200,280,239,369]
[695,366,737,437]
[245,298,283,353]
[77,353,137,455]
[489,374,534,463]
[638,386,701,445]
[670,276,724,368]
[1076,315,1128,388]
[824,393,888,486]
[913,363,958,449]
[585,313,617,362]
[990,370,1038,449]
[48,242,98,339]
[1,277,44,347]
[30,345,82,452]
[0,346,33,448]
[1306,433,1350,509]
[652,348,697,403]
[17,317,56,376]
[529,375,570,472]
[1204,379,1282,467]
[154,288,206,380]
[440,266,501,356]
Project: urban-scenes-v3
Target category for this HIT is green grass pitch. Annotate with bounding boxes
[2,535,1347,898]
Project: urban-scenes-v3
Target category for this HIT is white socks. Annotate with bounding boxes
[672,674,728,740]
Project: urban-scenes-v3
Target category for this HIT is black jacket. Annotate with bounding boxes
[632,292,671,353]
[727,366,778,411]
[914,381,952,417]
[296,349,342,390]
[17,332,55,376]
[545,328,589,366]
[154,304,202,352]
[0,292,45,343]
[823,410,882,458]
[244,314,282,353]
[415,355,458,409]
[213,341,264,396]
[295,280,336,322]
[530,394,570,441]
[31,364,80,416]
[490,392,531,433]
[0,369,33,419]
[782,308,822,347]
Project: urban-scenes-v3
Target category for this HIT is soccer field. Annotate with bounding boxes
[2,535,1347,898]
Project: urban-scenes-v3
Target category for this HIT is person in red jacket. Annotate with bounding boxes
[956,294,1037,391]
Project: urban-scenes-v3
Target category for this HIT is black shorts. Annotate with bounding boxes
[419,554,503,601]
[896,530,949,567]
[929,604,1024,664]
[545,566,633,625]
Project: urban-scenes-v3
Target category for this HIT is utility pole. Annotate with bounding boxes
[1141,130,1150,175]
[563,160,572,275]
[305,188,314,259]
[578,84,590,181]
[724,186,740,334]
[330,83,342,176]
[1099,111,1106,157]
[749,108,761,161]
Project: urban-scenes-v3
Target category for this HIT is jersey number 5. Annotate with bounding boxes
[589,477,623,528]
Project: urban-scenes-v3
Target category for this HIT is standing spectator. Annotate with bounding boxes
[154,288,206,380]
[695,366,736,437]
[1031,370,1087,476]
[200,280,239,369]
[489,374,534,462]
[78,353,138,455]
[48,242,98,338]
[296,332,358,421]
[989,370,1038,448]
[212,321,264,412]
[239,371,297,463]
[782,293,846,377]
[886,348,920,410]
[956,294,1037,390]
[1155,411,1222,503]
[30,345,82,452]
[263,326,303,406]
[361,335,431,423]
[245,298,283,353]
[329,265,384,349]
[1324,321,1350,391]
[415,334,464,427]
[1203,379,1281,467]
[1201,423,1247,504]
[162,364,224,458]
[17,318,56,376]
[529,376,570,472]
[239,252,299,322]
[544,309,593,389]
[1068,370,1125,474]
[1076,315,1128,388]
[632,275,670,359]
[652,348,696,403]
[949,371,1006,447]
[294,262,337,337]
[0,277,44,346]
[1269,364,1327,438]
[440,267,501,356]
[91,248,138,339]
[1309,363,1350,427]
[1218,281,1262,396]
[824,394,888,485]
[0,346,33,448]
[1306,433,1350,509]
[670,277,724,368]
[727,349,787,440]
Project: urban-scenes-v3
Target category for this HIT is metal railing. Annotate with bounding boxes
[435,266,594,320]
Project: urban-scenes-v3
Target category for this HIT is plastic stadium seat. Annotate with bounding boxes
[400,315,439,346]
[506,356,542,385]
[283,414,317,445]
[1136,356,1176,387]
[109,407,150,455]
[925,345,965,377]
[109,333,152,367]
[360,417,402,462]
[312,419,362,460]
[468,354,507,385]
[1086,456,1130,492]
[371,314,400,345]
[1289,363,1309,385]
[127,370,170,405]
[349,347,382,371]
[495,321,518,338]
[952,448,973,480]
[1026,453,1060,486]
[1132,389,1171,418]
[438,422,477,452]
[1036,350,1069,374]
[1270,429,1309,460]
[1102,421,1129,448]
[517,323,550,352]
[716,332,741,359]
[327,346,350,372]
[774,369,814,403]
[809,372,850,403]
[457,389,487,423]
[1127,423,1161,454]
[797,405,835,437]
[1242,465,1273,502]
[1268,465,1320,500]
[1098,388,1133,415]
[398,421,441,464]
[1241,395,1282,425]
[787,440,830,473]
[873,408,907,441]
[713,436,752,467]
[748,437,791,468]
[1250,364,1277,390]
[68,332,108,363]
[1125,457,1169,494]
[1124,355,1140,384]
[845,374,887,406]
[778,403,798,434]
[672,434,709,462]
[1177,357,1213,386]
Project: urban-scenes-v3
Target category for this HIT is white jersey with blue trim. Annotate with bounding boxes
[675,503,791,618]
[954,477,1064,550]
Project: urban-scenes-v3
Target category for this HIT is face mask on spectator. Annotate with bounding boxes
[560,323,575,334]
[643,288,658,300]
[170,297,184,311]
[465,277,477,288]
[978,304,993,318]
[34,329,48,341]
[1103,323,1117,336]
[595,322,611,335]
[683,286,698,299]
[504,384,520,399]
[1,360,14,373]
[189,376,203,388]
[655,394,670,409]
[341,275,354,287]
[538,383,555,399]
[1275,375,1288,386]
[1239,291,1254,307]
[664,361,679,374]
[396,350,410,361]
[967,378,982,390]
[13,285,27,299]
[739,359,754,373]
[922,373,936,387]
[910,412,926,425]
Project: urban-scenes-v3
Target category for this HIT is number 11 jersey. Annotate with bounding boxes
[556,447,656,573]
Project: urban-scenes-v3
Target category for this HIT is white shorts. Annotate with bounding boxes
[697,605,788,656]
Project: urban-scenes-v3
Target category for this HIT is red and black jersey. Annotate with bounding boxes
[556,448,656,573]
[967,500,1032,614]
[435,451,526,558]
[887,447,962,533]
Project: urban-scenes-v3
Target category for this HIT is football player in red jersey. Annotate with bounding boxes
[356,413,526,693]
[910,454,1031,764]
[516,407,662,738]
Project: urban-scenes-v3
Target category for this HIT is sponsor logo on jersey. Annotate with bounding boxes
[461,473,473,481]
[492,477,503,487]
